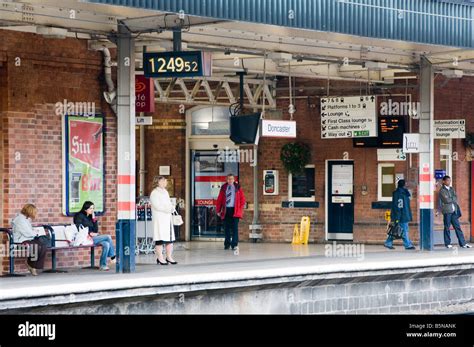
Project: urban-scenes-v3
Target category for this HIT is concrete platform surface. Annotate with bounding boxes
[1,242,473,310]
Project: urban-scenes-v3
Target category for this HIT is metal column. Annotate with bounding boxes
[115,22,136,272]
[418,57,435,251]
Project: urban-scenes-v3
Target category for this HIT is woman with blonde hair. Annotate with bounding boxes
[150,176,177,265]
[11,204,48,276]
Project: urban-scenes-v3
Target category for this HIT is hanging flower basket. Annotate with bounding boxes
[464,133,474,162]
[280,142,311,174]
[464,133,474,149]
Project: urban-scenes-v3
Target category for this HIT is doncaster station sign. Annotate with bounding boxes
[261,120,297,138]
[320,96,377,139]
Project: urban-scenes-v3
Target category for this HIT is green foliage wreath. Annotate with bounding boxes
[280,142,311,174]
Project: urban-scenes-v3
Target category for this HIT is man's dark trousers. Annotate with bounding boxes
[224,207,239,248]
[443,212,467,247]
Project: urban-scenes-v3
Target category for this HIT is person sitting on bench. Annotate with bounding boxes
[73,201,116,271]
[11,204,48,276]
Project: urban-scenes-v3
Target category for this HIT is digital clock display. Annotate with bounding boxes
[143,51,211,78]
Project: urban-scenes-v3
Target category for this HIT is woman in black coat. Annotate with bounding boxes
[73,201,115,271]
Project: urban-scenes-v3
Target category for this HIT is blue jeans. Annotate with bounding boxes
[385,222,414,249]
[93,235,115,267]
[443,213,467,247]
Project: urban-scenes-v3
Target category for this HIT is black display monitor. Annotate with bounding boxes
[353,116,405,148]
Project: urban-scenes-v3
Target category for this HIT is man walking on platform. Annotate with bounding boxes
[216,174,246,251]
[384,179,416,250]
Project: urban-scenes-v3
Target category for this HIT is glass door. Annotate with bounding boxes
[191,150,239,238]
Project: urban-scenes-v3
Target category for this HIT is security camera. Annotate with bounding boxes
[213,144,218,149]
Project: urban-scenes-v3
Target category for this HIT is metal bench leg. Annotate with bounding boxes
[43,249,68,273]
[83,247,99,270]
[1,244,25,277]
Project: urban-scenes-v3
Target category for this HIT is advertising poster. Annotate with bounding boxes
[63,115,104,215]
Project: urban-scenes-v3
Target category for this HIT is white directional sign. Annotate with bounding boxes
[434,119,466,139]
[320,95,377,139]
[377,148,407,161]
[136,116,153,125]
[402,133,420,153]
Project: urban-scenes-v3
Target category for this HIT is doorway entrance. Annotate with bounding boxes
[191,150,239,238]
[185,106,237,241]
[326,160,355,241]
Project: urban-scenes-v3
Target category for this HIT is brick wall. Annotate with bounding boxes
[139,76,473,245]
[2,29,473,275]
[0,30,117,274]
[137,104,186,199]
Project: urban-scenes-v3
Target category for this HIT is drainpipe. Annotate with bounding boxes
[248,54,265,243]
[139,114,146,196]
[96,46,117,114]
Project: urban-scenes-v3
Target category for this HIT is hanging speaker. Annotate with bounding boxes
[230,113,261,145]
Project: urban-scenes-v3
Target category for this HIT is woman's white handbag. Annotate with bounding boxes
[172,211,184,226]
[64,224,79,243]
[73,226,93,246]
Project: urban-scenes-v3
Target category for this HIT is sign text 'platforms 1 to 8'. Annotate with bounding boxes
[143,51,212,78]
[320,96,377,139]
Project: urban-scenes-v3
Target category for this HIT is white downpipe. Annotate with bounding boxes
[95,46,117,114]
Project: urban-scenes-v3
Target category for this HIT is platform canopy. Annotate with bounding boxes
[2,0,474,86]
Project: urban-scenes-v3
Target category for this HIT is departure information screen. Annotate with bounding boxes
[353,116,405,148]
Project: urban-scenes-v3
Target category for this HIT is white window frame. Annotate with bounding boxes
[440,139,452,179]
[378,163,395,202]
[288,164,315,202]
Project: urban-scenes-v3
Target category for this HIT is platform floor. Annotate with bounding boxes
[1,242,473,294]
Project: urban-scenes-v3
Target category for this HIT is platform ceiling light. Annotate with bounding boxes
[36,26,67,39]
[268,52,293,64]
[363,61,389,70]
[441,69,463,78]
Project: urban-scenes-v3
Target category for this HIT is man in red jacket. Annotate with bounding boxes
[216,173,246,250]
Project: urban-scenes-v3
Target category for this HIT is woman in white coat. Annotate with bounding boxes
[150,176,177,265]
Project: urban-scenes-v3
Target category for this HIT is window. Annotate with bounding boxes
[288,165,315,201]
[378,164,395,201]
[191,106,230,136]
[440,139,452,178]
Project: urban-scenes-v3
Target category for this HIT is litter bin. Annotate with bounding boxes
[115,219,136,273]
[174,204,181,241]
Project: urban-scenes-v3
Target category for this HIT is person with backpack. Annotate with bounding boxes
[384,180,416,250]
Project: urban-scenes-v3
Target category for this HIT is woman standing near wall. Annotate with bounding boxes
[150,176,178,265]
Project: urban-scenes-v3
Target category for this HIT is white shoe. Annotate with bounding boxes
[26,263,38,276]
[462,244,472,248]
[99,266,110,271]
[446,245,453,249]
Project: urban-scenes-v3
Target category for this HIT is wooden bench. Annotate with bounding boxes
[0,224,98,277]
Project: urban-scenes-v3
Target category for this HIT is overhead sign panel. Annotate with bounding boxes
[434,119,466,139]
[321,96,377,139]
[143,51,212,78]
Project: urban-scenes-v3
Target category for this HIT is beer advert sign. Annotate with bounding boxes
[63,115,104,216]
